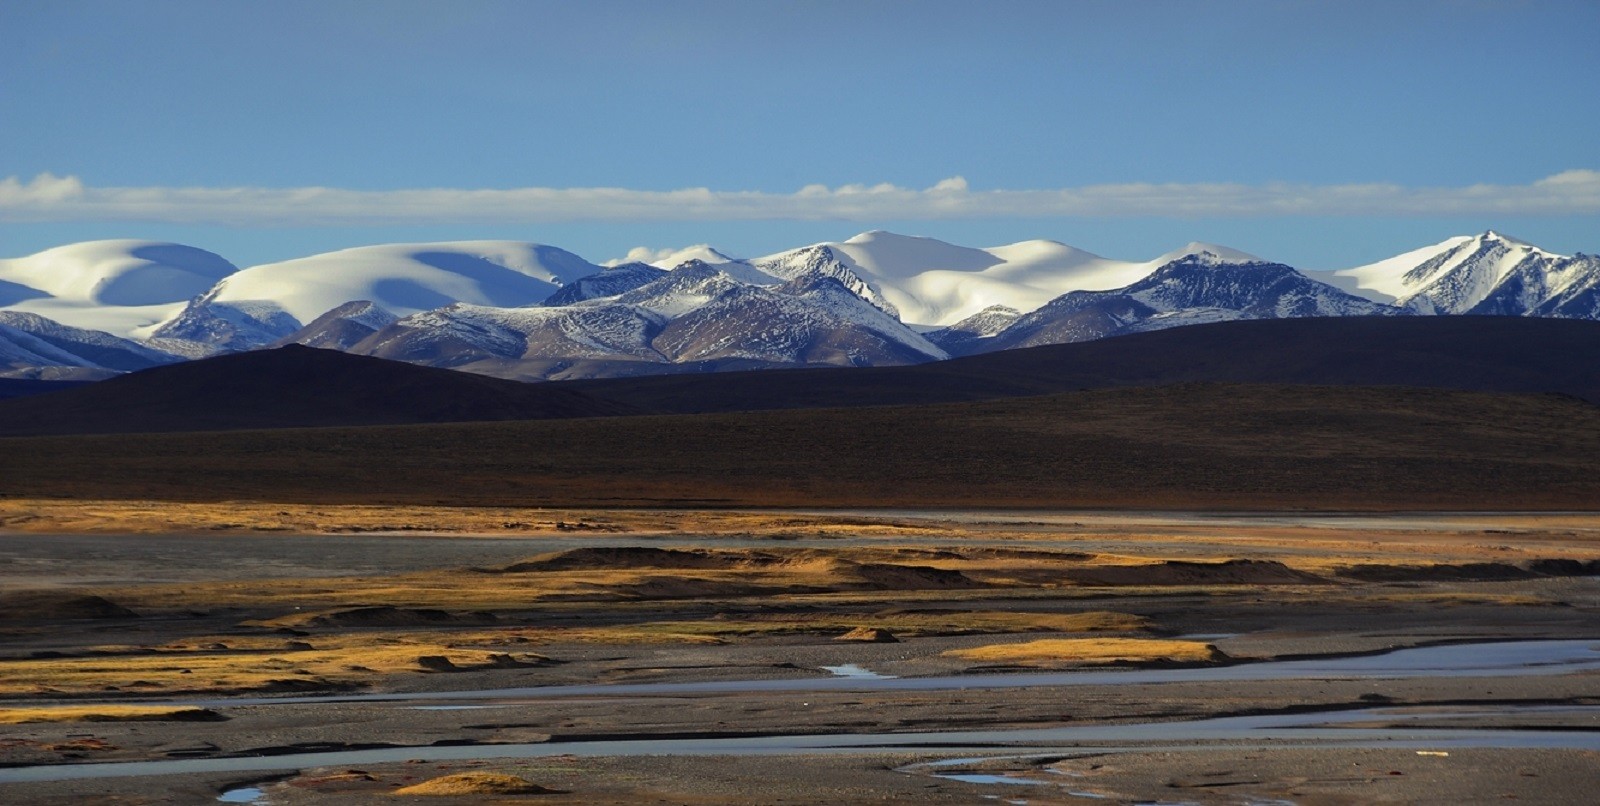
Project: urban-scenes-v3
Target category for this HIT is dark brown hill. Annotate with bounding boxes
[560,315,1600,413]
[0,344,643,436]
[0,378,88,401]
[4,383,1599,510]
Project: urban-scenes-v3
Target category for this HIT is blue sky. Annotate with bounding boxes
[2,0,1596,268]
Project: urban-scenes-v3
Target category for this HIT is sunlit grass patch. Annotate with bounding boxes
[609,610,1150,639]
[944,637,1223,666]
[0,705,221,724]
[392,772,554,796]
[0,643,550,696]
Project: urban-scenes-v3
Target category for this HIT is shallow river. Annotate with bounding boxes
[170,638,1600,708]
[1,639,1597,784]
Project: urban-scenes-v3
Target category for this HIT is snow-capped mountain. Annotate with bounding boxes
[982,252,1403,354]
[924,305,1022,355]
[652,274,947,366]
[204,241,603,324]
[339,261,946,378]
[147,288,304,357]
[0,230,1594,382]
[0,240,238,340]
[541,263,666,306]
[617,244,740,269]
[0,311,180,371]
[0,311,181,379]
[1312,231,1600,318]
[146,241,605,356]
[274,301,401,351]
[0,324,101,379]
[746,232,1251,327]
[613,261,754,317]
[357,301,668,367]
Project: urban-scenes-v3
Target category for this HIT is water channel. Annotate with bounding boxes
[1,639,1596,785]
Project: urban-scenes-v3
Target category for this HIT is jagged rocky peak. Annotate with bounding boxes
[542,262,667,306]
[274,300,400,351]
[751,245,900,320]
[147,288,303,356]
[614,261,750,317]
[924,305,1024,356]
[948,305,1023,335]
[0,310,183,372]
[322,300,400,329]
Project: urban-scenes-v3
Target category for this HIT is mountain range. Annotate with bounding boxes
[5,315,1598,436]
[0,229,1594,381]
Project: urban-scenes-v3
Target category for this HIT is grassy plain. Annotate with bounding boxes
[2,507,1598,804]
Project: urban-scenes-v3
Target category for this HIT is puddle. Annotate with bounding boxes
[216,786,266,804]
[820,664,895,679]
[935,773,1048,785]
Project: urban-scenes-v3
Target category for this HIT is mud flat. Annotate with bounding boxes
[1,509,1598,803]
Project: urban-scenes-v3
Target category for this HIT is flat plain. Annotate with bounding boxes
[1,506,1598,804]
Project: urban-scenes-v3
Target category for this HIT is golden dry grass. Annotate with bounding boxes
[605,610,1149,639]
[0,705,218,724]
[0,498,960,539]
[391,772,552,796]
[944,637,1222,666]
[0,607,1152,697]
[0,643,549,697]
[7,499,1597,573]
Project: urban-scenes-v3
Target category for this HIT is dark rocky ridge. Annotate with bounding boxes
[0,344,644,436]
[556,315,1600,414]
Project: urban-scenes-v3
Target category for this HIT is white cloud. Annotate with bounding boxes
[1,171,1597,226]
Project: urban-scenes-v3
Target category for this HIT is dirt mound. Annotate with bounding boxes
[501,546,741,572]
[291,606,496,628]
[393,772,554,796]
[836,627,899,643]
[843,563,978,590]
[609,577,774,599]
[1065,559,1325,586]
[0,591,137,621]
[1336,559,1600,582]
[417,653,550,672]
[1524,559,1600,576]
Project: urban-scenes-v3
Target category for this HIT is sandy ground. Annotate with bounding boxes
[1,508,1598,804]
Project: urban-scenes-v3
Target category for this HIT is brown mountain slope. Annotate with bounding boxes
[0,344,643,436]
[3,384,1598,510]
[558,315,1600,413]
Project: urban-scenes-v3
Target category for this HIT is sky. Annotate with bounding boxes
[2,0,1597,269]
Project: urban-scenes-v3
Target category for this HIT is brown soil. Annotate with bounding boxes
[1064,559,1329,586]
[0,591,137,621]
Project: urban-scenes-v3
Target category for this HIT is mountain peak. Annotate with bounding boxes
[1153,242,1262,266]
[1477,230,1536,248]
[616,244,738,269]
